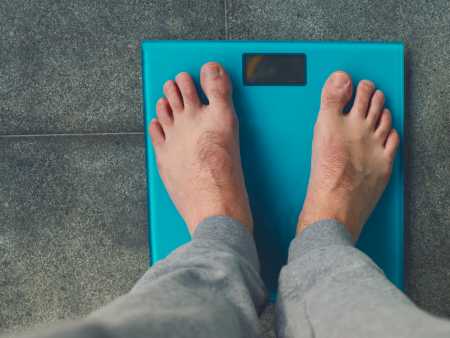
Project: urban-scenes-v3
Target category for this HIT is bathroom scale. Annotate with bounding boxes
[142,41,404,297]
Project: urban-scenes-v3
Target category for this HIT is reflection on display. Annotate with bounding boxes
[244,54,306,85]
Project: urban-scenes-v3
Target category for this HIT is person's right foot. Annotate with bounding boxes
[298,71,400,241]
[149,62,253,235]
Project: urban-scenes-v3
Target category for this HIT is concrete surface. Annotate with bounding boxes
[0,135,148,336]
[0,0,225,134]
[0,0,449,337]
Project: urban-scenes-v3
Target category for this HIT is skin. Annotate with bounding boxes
[149,63,399,241]
[149,62,253,234]
[297,71,399,241]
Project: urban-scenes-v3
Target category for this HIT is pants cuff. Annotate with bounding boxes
[193,216,260,272]
[288,219,353,262]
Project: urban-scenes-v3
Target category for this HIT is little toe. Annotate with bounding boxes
[156,97,173,127]
[163,80,183,113]
[200,62,232,106]
[367,90,385,128]
[175,72,201,109]
[320,71,353,114]
[351,80,375,118]
[384,129,400,159]
[375,108,392,143]
[149,118,165,147]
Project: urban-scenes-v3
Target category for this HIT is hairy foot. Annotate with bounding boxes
[149,62,252,234]
[298,71,400,241]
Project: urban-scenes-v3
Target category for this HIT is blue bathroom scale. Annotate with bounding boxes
[142,41,404,296]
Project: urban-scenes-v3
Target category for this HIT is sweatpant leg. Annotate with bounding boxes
[14,216,267,338]
[276,219,450,338]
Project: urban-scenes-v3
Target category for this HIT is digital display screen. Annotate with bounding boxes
[244,54,306,85]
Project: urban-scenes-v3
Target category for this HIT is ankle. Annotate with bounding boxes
[187,201,253,235]
[297,197,361,242]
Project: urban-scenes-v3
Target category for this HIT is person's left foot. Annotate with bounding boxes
[298,71,400,241]
[149,62,253,234]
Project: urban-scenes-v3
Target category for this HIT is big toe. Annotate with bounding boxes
[320,71,352,114]
[200,62,232,106]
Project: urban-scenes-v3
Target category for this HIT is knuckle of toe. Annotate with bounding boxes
[211,84,231,98]
[183,86,196,98]
[323,94,345,105]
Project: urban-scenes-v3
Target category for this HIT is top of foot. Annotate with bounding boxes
[298,71,400,241]
[149,62,253,234]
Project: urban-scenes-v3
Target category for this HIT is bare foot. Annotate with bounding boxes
[149,62,252,234]
[298,71,400,241]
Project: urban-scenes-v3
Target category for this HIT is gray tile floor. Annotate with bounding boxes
[0,0,449,337]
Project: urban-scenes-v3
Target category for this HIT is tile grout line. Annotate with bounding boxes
[0,132,145,138]
[224,0,229,39]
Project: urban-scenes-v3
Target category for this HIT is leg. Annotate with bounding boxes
[12,63,266,338]
[276,72,450,338]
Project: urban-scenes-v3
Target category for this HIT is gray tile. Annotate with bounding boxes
[405,32,450,316]
[401,1,450,37]
[0,0,225,135]
[227,0,450,318]
[227,0,404,40]
[0,134,148,336]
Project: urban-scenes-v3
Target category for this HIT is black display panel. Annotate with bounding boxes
[243,53,306,85]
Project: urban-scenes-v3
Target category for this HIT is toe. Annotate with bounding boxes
[375,108,392,143]
[351,80,375,118]
[156,98,173,127]
[175,72,201,108]
[149,119,165,147]
[384,128,400,159]
[320,71,352,114]
[366,90,385,128]
[200,62,232,106]
[163,80,183,112]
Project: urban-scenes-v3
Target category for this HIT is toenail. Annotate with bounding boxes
[205,64,220,79]
[330,73,350,88]
[176,72,185,80]
[164,80,173,90]
[360,80,374,89]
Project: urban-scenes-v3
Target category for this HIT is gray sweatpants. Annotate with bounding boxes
[14,217,450,338]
